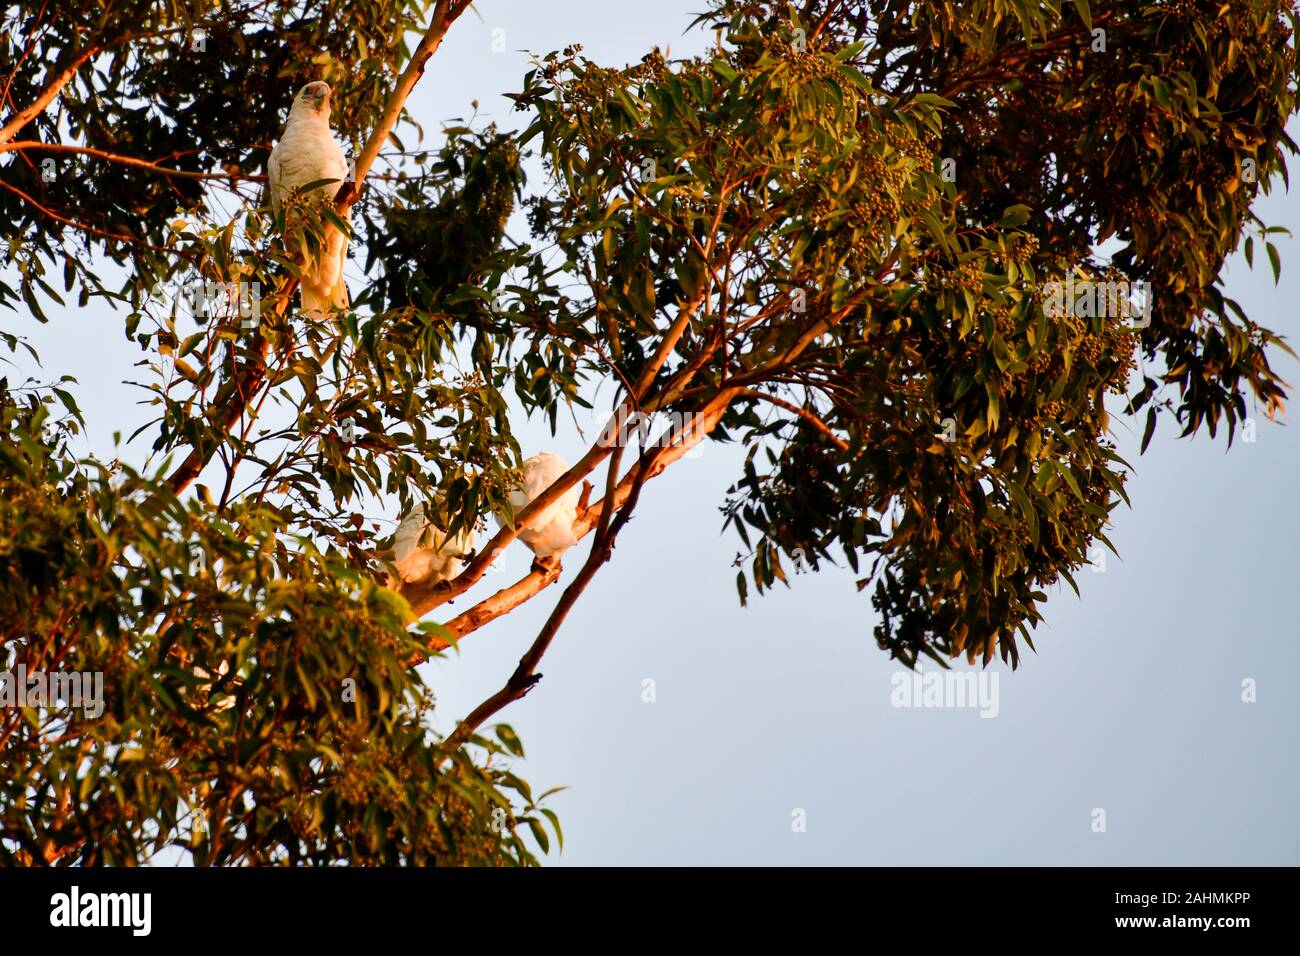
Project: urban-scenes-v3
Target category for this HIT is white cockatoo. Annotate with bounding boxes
[497,452,580,563]
[267,81,350,317]
[391,502,476,586]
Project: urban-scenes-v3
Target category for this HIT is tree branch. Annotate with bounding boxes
[399,431,617,617]
[165,0,473,495]
[446,445,644,747]
[431,562,564,649]
[0,175,189,259]
[417,386,738,677]
[0,141,263,182]
[739,388,849,451]
[332,0,472,216]
[0,26,186,145]
[403,290,712,616]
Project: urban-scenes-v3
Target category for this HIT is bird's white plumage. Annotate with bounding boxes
[497,452,580,559]
[267,81,350,317]
[392,502,476,585]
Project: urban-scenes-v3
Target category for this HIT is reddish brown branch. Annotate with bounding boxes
[739,388,849,451]
[0,175,186,259]
[418,562,564,656]
[0,141,264,182]
[0,27,186,145]
[446,447,641,746]
[164,0,474,495]
[333,0,473,215]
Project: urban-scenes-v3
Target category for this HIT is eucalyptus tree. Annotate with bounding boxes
[0,0,1294,864]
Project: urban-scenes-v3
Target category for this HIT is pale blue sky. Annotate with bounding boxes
[5,1,1297,865]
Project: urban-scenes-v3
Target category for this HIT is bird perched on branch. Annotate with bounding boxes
[267,81,350,317]
[391,501,476,587]
[497,452,580,568]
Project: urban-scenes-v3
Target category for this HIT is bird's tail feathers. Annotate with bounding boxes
[301,273,349,319]
[299,226,349,319]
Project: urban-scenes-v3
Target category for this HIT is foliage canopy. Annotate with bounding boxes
[0,0,1295,864]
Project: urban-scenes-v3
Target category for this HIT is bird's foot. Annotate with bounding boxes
[531,555,560,575]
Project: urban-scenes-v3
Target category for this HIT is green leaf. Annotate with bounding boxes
[1141,408,1158,454]
[1076,0,1093,32]
[1000,204,1031,228]
[526,816,550,853]
[496,723,525,758]
[1007,481,1039,546]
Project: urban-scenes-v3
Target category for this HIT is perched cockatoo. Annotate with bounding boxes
[391,502,476,586]
[267,81,350,317]
[497,452,580,564]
